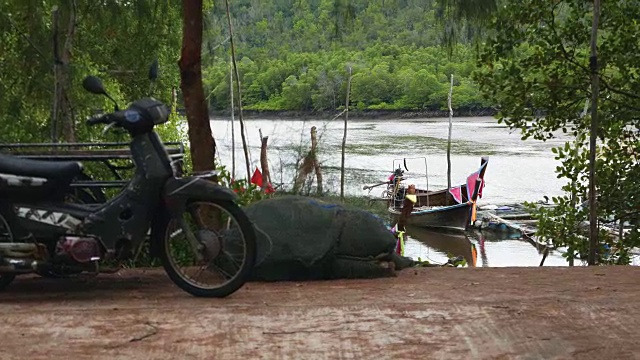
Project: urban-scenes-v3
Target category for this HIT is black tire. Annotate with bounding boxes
[0,274,15,291]
[154,200,256,298]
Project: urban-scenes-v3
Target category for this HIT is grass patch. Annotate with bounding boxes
[342,135,497,156]
[343,142,400,155]
[350,124,377,131]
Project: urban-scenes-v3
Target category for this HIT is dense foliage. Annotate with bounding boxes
[1,0,492,146]
[0,0,185,144]
[203,0,489,112]
[475,0,640,264]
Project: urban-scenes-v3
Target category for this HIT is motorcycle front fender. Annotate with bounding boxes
[162,177,238,216]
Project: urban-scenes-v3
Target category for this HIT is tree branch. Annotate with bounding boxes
[1,13,48,60]
[548,7,640,104]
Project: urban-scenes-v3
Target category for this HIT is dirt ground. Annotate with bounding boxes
[1,267,639,360]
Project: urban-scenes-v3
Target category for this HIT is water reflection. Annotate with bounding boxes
[405,226,478,267]
[403,227,570,267]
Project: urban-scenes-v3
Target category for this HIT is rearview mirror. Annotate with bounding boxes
[82,75,119,111]
[148,59,159,82]
[82,76,107,95]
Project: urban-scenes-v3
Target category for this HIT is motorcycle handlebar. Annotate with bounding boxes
[86,110,127,126]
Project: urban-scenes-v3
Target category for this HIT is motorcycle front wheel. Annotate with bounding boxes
[154,199,256,298]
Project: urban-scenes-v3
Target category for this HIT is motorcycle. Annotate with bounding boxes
[0,68,257,297]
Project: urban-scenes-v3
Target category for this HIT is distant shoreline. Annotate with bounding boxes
[208,108,498,120]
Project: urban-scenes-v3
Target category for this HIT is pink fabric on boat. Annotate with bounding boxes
[466,171,485,199]
[449,186,463,204]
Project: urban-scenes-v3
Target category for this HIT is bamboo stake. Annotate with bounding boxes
[340,67,352,201]
[229,55,236,179]
[447,74,454,192]
[224,0,251,180]
[588,0,601,266]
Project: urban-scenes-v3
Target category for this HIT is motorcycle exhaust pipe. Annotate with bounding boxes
[0,243,37,251]
[0,243,44,273]
[0,242,38,258]
[0,257,41,273]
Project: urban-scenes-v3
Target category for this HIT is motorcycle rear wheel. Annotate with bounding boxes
[154,199,256,298]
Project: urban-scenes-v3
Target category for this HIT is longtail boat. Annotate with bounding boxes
[386,157,489,231]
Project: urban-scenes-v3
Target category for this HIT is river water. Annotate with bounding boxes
[210,116,574,267]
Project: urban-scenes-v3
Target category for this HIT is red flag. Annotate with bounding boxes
[251,167,277,193]
[265,183,275,194]
[250,167,263,187]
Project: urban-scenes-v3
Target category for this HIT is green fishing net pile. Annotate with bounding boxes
[241,196,414,281]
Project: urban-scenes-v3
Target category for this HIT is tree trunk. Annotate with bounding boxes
[587,0,601,266]
[60,0,77,142]
[52,2,77,143]
[179,0,216,173]
[51,6,60,143]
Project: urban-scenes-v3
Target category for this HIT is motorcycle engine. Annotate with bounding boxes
[55,236,102,263]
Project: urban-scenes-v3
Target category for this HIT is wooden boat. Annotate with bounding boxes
[405,226,478,266]
[388,157,489,231]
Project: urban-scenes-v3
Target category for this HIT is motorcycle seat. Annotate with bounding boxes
[0,153,83,181]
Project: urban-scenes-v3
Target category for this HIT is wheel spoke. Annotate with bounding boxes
[220,250,243,271]
[162,200,254,295]
[208,261,235,280]
[190,265,207,282]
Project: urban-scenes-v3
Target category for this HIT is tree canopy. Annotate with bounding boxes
[202,0,490,112]
[0,0,184,144]
[0,0,493,147]
[475,0,640,264]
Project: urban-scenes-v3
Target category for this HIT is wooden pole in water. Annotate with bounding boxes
[225,0,251,180]
[447,74,454,193]
[229,55,236,180]
[587,0,601,266]
[340,67,352,201]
